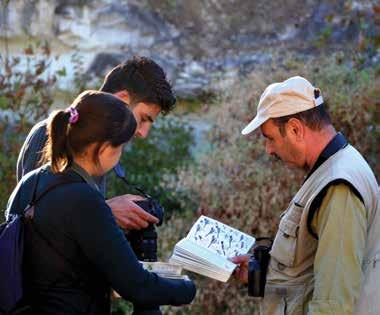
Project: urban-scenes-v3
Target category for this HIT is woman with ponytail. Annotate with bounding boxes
[5,91,196,314]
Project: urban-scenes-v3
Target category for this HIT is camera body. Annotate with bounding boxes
[127,198,164,262]
[248,243,271,297]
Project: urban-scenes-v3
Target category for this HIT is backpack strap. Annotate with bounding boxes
[33,175,83,207]
[22,170,79,215]
[21,170,40,215]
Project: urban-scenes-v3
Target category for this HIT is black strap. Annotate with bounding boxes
[114,163,150,197]
[255,237,273,242]
[22,171,82,214]
[21,170,41,215]
[32,175,83,207]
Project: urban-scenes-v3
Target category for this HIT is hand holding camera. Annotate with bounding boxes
[106,194,159,230]
[113,163,164,262]
[128,197,164,262]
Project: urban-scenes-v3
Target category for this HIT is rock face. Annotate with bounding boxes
[0,0,379,96]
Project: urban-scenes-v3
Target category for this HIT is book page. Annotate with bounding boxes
[186,215,255,258]
[174,238,236,272]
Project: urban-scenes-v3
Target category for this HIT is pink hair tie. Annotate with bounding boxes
[67,107,79,124]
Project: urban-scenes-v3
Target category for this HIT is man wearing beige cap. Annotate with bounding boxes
[232,76,379,315]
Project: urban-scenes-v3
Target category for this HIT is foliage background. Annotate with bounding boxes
[1,47,379,315]
[106,116,195,217]
[0,42,55,214]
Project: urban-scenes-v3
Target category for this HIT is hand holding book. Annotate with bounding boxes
[170,215,255,282]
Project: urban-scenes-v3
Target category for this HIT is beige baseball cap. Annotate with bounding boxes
[241,76,324,135]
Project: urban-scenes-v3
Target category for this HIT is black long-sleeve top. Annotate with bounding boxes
[6,166,196,314]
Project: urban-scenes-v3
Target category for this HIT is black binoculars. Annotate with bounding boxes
[248,239,272,298]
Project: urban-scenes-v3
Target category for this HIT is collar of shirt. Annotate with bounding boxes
[69,162,101,193]
[305,132,348,182]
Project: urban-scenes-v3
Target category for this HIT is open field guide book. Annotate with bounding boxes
[169,215,255,282]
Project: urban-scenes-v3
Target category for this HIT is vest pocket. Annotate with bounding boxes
[270,218,299,268]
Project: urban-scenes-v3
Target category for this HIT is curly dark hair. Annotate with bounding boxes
[100,56,176,115]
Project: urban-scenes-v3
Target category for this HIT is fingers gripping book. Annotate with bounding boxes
[170,215,255,282]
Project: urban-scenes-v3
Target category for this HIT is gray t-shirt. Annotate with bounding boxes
[17,119,106,195]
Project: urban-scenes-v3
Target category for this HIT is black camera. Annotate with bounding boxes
[248,238,272,297]
[128,198,164,262]
[113,164,164,262]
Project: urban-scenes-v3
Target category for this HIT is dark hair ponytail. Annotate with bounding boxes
[43,110,73,173]
[41,90,137,173]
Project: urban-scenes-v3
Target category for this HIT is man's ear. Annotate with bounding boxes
[285,118,305,141]
[114,90,131,105]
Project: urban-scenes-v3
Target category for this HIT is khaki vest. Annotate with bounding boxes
[260,145,380,315]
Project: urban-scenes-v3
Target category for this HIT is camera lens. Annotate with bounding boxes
[128,198,164,262]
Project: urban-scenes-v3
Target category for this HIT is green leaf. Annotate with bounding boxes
[0,96,8,108]
[57,67,67,77]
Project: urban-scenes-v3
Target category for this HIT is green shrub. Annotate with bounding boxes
[0,42,56,221]
[106,116,195,216]
[111,299,133,315]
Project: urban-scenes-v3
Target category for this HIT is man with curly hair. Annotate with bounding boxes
[17,56,176,231]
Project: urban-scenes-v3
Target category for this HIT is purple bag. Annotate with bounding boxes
[0,173,81,313]
[0,212,27,313]
[0,171,39,314]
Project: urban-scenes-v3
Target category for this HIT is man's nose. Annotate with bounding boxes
[135,125,150,139]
